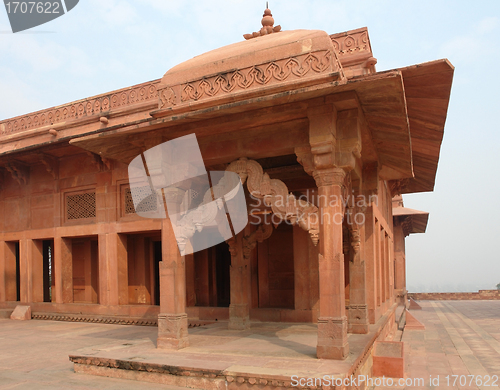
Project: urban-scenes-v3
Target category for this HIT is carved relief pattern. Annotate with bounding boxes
[330,30,370,58]
[157,50,338,109]
[0,81,160,136]
[159,87,177,109]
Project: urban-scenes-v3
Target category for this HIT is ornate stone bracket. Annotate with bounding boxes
[227,158,320,245]
[5,161,28,185]
[389,178,410,197]
[242,223,273,260]
[40,154,59,179]
[87,152,113,171]
[346,193,365,256]
[173,158,320,250]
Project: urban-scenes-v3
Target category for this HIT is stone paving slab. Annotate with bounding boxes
[0,318,186,389]
[376,300,500,390]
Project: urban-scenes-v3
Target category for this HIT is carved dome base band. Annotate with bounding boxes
[159,50,337,109]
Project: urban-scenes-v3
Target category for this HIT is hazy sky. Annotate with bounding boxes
[1,1,499,292]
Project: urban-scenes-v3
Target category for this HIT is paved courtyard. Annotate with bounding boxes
[0,318,183,390]
[0,300,499,389]
[378,300,500,390]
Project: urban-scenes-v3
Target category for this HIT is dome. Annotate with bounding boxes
[157,29,345,113]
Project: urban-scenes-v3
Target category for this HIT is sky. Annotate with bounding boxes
[1,0,499,292]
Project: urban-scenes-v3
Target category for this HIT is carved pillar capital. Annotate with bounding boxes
[313,167,346,188]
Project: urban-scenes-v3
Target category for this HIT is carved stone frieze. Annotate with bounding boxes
[330,29,371,60]
[0,81,159,136]
[184,51,333,102]
[158,50,337,110]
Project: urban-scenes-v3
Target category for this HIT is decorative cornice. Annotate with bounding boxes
[0,80,160,137]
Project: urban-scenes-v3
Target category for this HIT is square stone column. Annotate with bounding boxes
[228,232,250,330]
[157,187,189,349]
[347,196,369,334]
[313,168,349,359]
[53,237,73,303]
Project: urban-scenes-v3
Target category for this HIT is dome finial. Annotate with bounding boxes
[243,5,282,40]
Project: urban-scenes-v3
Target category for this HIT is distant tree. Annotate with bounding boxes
[497,282,500,290]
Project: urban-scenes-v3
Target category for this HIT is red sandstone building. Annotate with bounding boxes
[0,13,453,363]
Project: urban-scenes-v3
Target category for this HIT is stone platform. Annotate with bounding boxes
[69,306,397,389]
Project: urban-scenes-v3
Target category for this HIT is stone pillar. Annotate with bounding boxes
[364,199,377,324]
[228,232,250,330]
[19,239,30,303]
[393,220,407,304]
[54,237,73,304]
[157,188,188,349]
[30,240,44,303]
[313,168,349,359]
[347,197,369,334]
[0,241,6,302]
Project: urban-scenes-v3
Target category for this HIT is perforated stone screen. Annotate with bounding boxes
[66,192,96,220]
[124,187,157,214]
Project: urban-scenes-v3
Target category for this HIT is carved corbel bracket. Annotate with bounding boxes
[5,161,28,185]
[295,146,314,176]
[242,223,273,260]
[389,178,410,197]
[101,157,112,171]
[39,154,59,179]
[87,152,103,171]
[87,152,113,171]
[336,109,362,171]
[227,158,320,245]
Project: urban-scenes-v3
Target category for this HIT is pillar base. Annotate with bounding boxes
[228,303,250,330]
[317,316,349,359]
[348,304,369,334]
[157,313,189,350]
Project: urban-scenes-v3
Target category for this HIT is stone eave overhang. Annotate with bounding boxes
[393,206,429,234]
[66,70,414,180]
[392,59,454,194]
